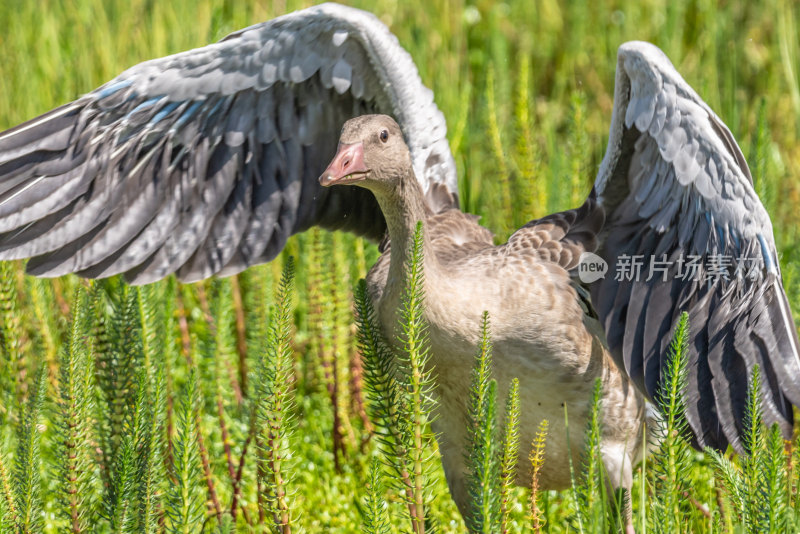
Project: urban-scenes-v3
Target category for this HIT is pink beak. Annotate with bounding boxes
[319,142,369,186]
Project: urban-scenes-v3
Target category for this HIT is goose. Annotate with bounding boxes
[0,1,798,525]
[319,113,646,517]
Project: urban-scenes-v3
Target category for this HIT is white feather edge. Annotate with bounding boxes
[103,2,457,198]
[594,41,770,243]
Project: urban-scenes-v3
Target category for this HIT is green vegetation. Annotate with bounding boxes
[1,0,800,532]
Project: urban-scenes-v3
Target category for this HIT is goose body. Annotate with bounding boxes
[371,198,646,505]
[0,3,798,525]
[320,115,646,512]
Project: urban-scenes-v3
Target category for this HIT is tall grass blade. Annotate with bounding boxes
[578,379,606,532]
[165,370,204,534]
[55,287,97,532]
[14,366,46,534]
[363,457,391,534]
[528,419,549,533]
[485,64,512,236]
[0,451,15,530]
[650,312,693,532]
[712,366,789,533]
[499,378,520,534]
[397,221,438,533]
[465,311,499,533]
[354,279,420,525]
[0,262,21,424]
[257,258,297,533]
[138,368,167,534]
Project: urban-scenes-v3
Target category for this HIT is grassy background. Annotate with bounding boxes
[1,0,800,532]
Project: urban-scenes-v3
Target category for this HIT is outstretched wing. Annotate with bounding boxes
[589,41,800,451]
[0,3,456,284]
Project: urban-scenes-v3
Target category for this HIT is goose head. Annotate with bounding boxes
[319,114,413,195]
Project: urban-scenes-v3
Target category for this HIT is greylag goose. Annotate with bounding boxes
[319,113,645,513]
[0,0,797,520]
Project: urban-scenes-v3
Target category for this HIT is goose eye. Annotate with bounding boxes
[379,129,389,143]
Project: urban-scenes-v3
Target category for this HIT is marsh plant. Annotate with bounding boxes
[0,217,798,534]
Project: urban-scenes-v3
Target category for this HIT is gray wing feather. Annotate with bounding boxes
[0,3,457,283]
[590,41,800,451]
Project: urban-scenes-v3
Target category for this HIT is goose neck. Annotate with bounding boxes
[373,178,439,283]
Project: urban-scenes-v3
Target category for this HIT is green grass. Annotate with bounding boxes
[1,0,800,532]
